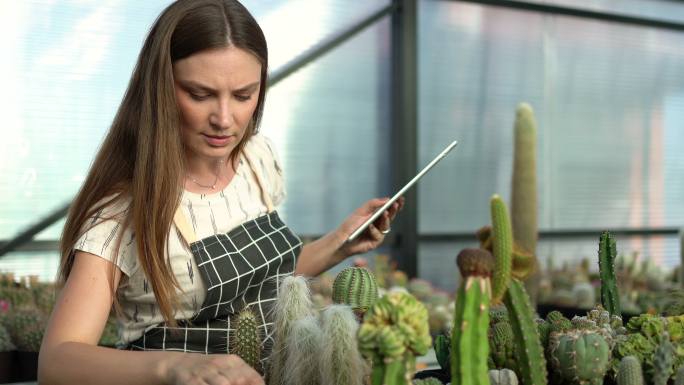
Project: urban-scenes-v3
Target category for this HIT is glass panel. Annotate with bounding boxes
[0,0,390,243]
[518,0,684,24]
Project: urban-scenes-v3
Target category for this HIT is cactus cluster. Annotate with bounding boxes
[358,291,431,385]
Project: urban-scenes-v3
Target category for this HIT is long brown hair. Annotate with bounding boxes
[58,0,269,325]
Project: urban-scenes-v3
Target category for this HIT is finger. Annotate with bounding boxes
[367,223,383,241]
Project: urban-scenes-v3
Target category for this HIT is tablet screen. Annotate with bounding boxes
[346,140,459,242]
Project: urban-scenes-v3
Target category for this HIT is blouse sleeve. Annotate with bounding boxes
[249,134,286,207]
[73,198,137,276]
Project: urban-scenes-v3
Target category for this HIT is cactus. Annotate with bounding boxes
[511,103,540,305]
[358,291,431,385]
[503,279,548,385]
[231,307,262,373]
[653,333,675,385]
[680,228,684,289]
[489,321,518,374]
[489,368,519,385]
[675,365,684,385]
[332,267,379,320]
[269,275,316,385]
[450,248,494,385]
[548,330,610,385]
[0,324,15,352]
[319,305,366,385]
[476,226,535,281]
[434,333,450,374]
[616,356,644,385]
[599,231,621,316]
[283,315,321,385]
[491,195,513,304]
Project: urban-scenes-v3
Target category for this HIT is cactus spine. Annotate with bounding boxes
[332,267,379,319]
[503,279,548,385]
[358,291,431,385]
[232,308,262,373]
[491,195,513,304]
[598,231,621,316]
[319,305,366,385]
[451,248,494,385]
[511,103,539,303]
[616,356,644,385]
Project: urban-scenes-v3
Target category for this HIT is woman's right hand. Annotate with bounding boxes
[163,353,264,385]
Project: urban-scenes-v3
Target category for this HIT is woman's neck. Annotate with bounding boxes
[184,152,236,193]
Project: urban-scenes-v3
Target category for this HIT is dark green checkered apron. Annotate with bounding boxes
[127,149,302,364]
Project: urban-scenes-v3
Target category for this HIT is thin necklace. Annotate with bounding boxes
[188,160,224,190]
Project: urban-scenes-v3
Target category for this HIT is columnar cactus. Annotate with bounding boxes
[451,248,494,385]
[269,275,316,385]
[616,356,644,385]
[332,267,379,319]
[358,291,431,385]
[653,333,675,385]
[319,305,366,385]
[491,195,513,305]
[489,321,517,373]
[232,308,262,373]
[283,315,322,385]
[599,231,621,316]
[511,103,539,303]
[489,368,519,385]
[433,333,450,374]
[503,279,548,385]
[548,330,610,385]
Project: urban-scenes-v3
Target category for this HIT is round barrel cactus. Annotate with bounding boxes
[332,267,378,317]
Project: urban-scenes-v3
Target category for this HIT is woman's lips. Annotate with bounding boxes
[203,134,233,147]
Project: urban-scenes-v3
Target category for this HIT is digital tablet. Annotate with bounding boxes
[346,140,459,242]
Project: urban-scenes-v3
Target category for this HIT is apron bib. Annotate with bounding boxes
[127,148,302,361]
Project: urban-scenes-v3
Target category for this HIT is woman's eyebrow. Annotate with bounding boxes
[178,80,260,93]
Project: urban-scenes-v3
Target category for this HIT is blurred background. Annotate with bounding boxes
[1,0,683,295]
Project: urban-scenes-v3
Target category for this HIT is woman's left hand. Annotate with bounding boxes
[337,196,404,258]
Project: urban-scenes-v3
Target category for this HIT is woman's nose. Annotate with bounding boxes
[209,99,234,130]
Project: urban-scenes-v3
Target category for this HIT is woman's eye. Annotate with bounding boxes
[189,92,210,101]
[235,94,251,102]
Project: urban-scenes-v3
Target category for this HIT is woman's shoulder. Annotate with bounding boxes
[244,133,280,163]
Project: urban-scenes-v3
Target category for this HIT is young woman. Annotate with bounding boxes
[38,1,402,384]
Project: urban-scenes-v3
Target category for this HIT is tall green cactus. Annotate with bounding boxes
[599,231,621,316]
[451,248,494,385]
[548,330,610,385]
[491,195,513,304]
[511,103,538,260]
[232,308,262,373]
[503,279,548,385]
[358,291,431,385]
[616,356,644,385]
[511,103,540,304]
[332,267,379,319]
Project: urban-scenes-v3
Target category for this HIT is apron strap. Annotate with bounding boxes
[173,206,198,245]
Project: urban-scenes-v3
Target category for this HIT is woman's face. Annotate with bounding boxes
[173,45,262,163]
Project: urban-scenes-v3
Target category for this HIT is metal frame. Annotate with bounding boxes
[390,0,419,277]
[3,0,684,276]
